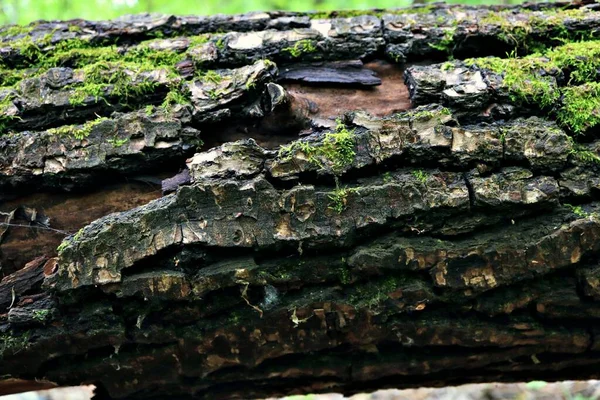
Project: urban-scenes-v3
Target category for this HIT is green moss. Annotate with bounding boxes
[10,33,53,62]
[160,85,191,112]
[412,169,428,184]
[69,61,158,106]
[0,92,17,133]
[1,331,30,358]
[328,183,359,214]
[188,34,212,47]
[557,83,600,134]
[0,25,35,37]
[200,70,222,84]
[282,40,317,58]
[48,117,109,140]
[278,119,356,175]
[479,8,596,50]
[40,38,120,68]
[409,106,451,121]
[321,119,356,172]
[348,276,401,309]
[466,40,600,133]
[108,137,129,148]
[338,260,352,285]
[32,309,50,322]
[57,240,69,254]
[428,27,456,53]
[565,203,587,217]
[569,141,600,165]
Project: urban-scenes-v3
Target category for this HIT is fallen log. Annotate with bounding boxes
[1,2,600,400]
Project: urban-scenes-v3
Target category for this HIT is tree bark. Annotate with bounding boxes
[2,2,600,399]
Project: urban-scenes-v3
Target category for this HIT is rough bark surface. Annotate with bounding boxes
[2,2,600,400]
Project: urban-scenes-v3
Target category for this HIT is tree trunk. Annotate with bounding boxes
[2,2,600,399]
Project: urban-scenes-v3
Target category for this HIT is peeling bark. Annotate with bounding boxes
[2,3,600,400]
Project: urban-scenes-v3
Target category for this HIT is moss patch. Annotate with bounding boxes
[479,8,597,50]
[48,116,109,140]
[466,40,600,134]
[278,119,356,175]
[282,40,317,58]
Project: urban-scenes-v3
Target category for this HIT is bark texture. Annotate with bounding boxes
[2,2,600,399]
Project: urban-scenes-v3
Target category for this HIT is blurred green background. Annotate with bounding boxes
[0,0,544,25]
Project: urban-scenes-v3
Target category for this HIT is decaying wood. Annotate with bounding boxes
[1,2,600,400]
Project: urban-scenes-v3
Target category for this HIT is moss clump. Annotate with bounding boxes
[69,61,158,106]
[200,70,222,84]
[467,53,559,108]
[428,27,456,54]
[408,106,451,121]
[10,33,53,63]
[0,331,30,358]
[565,203,587,217]
[412,169,428,184]
[0,92,17,133]
[40,38,120,68]
[160,84,191,113]
[0,25,35,37]
[479,8,596,50]
[348,276,402,309]
[466,40,600,134]
[278,119,356,174]
[48,117,109,140]
[328,184,359,214]
[557,83,600,134]
[282,40,317,58]
[321,120,356,172]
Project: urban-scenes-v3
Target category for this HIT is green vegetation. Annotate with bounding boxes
[479,8,595,50]
[564,203,587,217]
[0,92,17,133]
[161,85,192,112]
[466,40,600,134]
[428,27,456,53]
[558,84,600,134]
[328,183,359,214]
[348,276,401,309]
[32,309,50,322]
[200,70,223,84]
[278,118,356,174]
[412,169,428,184]
[48,117,109,140]
[570,145,600,166]
[108,137,129,147]
[282,40,317,58]
[0,331,30,358]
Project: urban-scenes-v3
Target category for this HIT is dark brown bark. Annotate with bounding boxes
[1,3,600,400]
